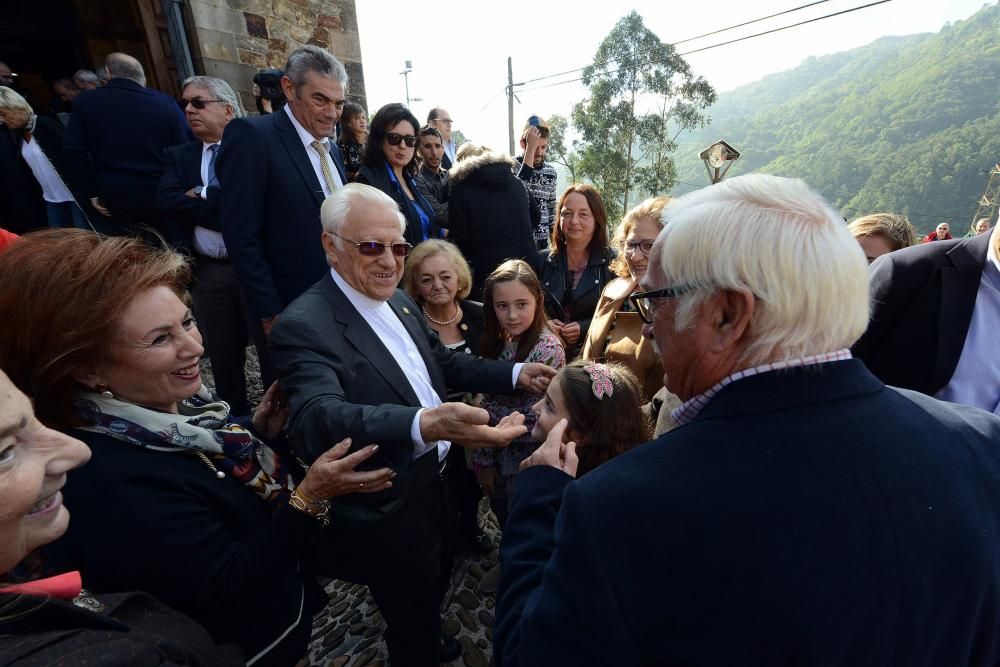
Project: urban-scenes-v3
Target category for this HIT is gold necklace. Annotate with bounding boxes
[423,304,461,326]
[194,452,226,479]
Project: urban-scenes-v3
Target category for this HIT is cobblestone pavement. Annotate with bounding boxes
[307,508,502,667]
[201,350,501,666]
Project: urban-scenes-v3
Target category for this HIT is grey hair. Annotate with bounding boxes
[321,184,405,251]
[105,53,145,86]
[182,76,245,118]
[73,69,99,87]
[654,174,870,366]
[0,86,32,116]
[285,45,348,89]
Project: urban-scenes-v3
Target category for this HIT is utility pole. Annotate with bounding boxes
[972,164,1000,231]
[401,60,413,107]
[507,57,515,156]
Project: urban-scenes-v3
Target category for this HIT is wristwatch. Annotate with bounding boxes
[193,185,205,196]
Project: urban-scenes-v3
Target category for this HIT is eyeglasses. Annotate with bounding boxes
[435,118,453,125]
[629,284,698,324]
[331,232,411,257]
[183,97,225,110]
[386,133,417,148]
[624,240,655,256]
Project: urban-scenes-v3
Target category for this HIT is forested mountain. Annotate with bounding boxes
[671,3,1000,234]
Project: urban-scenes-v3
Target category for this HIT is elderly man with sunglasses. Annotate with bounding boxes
[495,174,1000,666]
[269,183,556,666]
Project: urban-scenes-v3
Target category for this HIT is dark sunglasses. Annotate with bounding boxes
[624,240,655,256]
[183,97,225,110]
[332,232,411,257]
[386,132,418,148]
[629,284,698,324]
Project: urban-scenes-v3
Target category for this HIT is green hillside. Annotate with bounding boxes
[671,3,1000,234]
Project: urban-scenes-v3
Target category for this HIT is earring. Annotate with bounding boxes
[96,384,114,400]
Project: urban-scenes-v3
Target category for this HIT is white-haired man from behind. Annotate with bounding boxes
[496,173,1000,666]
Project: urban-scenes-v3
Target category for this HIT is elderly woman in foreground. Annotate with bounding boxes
[0,369,242,664]
[0,229,395,666]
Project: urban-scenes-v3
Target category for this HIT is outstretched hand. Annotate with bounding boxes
[298,438,396,499]
[420,402,527,449]
[519,418,578,478]
[516,363,557,393]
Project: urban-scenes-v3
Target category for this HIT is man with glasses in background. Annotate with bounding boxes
[427,107,456,168]
[269,182,556,665]
[157,76,256,415]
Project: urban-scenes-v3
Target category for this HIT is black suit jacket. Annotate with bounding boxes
[156,140,221,250]
[216,109,347,320]
[852,231,992,395]
[268,274,514,520]
[496,360,1000,665]
[62,78,190,202]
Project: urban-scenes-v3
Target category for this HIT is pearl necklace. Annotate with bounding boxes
[423,304,461,326]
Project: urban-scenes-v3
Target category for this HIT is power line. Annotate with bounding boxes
[519,0,838,87]
[468,86,508,122]
[515,0,893,95]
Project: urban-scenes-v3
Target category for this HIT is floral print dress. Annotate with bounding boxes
[473,328,565,514]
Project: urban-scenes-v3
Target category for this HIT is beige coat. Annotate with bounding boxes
[581,276,666,404]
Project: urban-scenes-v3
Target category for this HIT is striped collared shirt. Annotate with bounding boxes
[671,349,854,427]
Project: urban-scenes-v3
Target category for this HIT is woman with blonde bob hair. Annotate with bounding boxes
[403,239,481,357]
[583,196,672,402]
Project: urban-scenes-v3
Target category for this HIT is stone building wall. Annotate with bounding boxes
[184,0,366,112]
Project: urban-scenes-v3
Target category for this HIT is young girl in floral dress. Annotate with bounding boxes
[474,259,565,525]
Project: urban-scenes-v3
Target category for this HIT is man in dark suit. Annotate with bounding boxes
[853,228,999,414]
[216,45,348,340]
[496,174,1000,665]
[157,76,254,415]
[268,183,556,666]
[62,52,190,240]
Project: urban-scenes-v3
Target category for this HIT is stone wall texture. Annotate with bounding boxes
[185,0,366,112]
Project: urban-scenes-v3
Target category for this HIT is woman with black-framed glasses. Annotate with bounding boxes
[581,196,671,402]
[356,103,440,247]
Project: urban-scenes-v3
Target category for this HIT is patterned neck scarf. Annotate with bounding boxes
[75,387,291,506]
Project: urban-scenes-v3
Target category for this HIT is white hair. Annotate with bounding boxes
[182,76,245,118]
[654,174,870,366]
[321,184,405,248]
[105,53,145,86]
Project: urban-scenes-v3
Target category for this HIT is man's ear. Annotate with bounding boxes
[322,232,340,266]
[710,288,755,353]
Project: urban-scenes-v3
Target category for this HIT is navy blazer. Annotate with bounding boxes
[853,231,993,395]
[62,78,190,202]
[216,109,347,320]
[268,274,514,521]
[156,140,221,250]
[496,359,1000,665]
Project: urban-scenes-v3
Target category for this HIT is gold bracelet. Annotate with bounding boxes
[289,488,330,526]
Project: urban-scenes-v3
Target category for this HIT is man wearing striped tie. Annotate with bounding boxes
[157,75,254,414]
[217,46,349,381]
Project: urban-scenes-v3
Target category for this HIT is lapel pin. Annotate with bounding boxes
[402,306,410,315]
[460,323,468,331]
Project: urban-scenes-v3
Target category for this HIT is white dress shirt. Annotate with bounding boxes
[192,141,227,258]
[329,268,450,461]
[284,105,343,198]
[21,137,73,203]
[934,225,1000,415]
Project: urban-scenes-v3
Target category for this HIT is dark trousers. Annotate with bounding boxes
[192,257,251,415]
[314,450,459,666]
[447,441,484,538]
